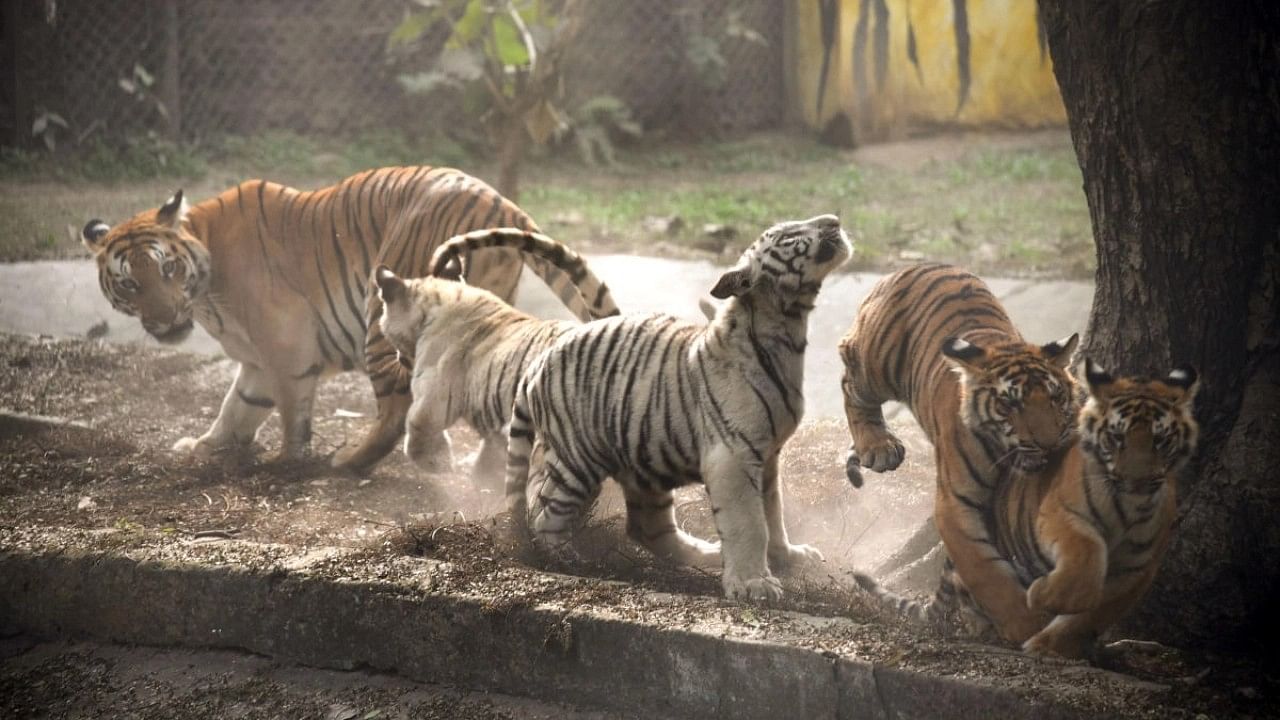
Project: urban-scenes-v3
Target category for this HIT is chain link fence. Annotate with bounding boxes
[2,0,783,152]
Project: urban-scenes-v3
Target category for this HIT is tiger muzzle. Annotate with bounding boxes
[147,318,194,344]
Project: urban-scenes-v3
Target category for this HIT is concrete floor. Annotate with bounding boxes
[0,256,1092,420]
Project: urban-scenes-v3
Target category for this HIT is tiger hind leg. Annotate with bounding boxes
[621,481,721,570]
[840,345,905,487]
[403,385,456,475]
[529,451,601,558]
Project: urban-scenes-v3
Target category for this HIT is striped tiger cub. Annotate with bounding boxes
[506,215,853,601]
[839,263,1080,642]
[374,228,618,487]
[855,360,1199,659]
[81,167,611,471]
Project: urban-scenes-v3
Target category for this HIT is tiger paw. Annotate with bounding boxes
[723,573,784,602]
[410,450,456,475]
[1028,573,1102,616]
[769,542,825,575]
[1023,627,1093,661]
[269,444,311,465]
[172,435,216,460]
[854,428,906,473]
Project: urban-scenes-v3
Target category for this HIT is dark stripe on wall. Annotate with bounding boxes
[816,0,839,116]
[952,0,972,113]
[873,0,890,90]
[852,0,871,111]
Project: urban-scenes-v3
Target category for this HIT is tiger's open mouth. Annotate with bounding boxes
[815,230,846,264]
[150,320,194,344]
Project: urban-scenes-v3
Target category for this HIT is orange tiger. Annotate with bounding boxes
[855,360,1199,659]
[81,167,616,471]
[839,263,1079,642]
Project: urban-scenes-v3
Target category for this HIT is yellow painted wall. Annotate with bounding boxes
[789,0,1066,143]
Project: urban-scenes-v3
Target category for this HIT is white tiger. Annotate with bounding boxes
[374,228,618,488]
[505,215,853,600]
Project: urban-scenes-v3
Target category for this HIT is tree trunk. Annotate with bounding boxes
[495,111,526,203]
[1038,0,1280,653]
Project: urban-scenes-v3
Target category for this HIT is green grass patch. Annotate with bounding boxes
[0,129,1093,278]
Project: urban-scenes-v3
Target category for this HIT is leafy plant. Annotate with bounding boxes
[389,0,584,200]
[680,7,768,90]
[31,108,69,152]
[118,63,169,126]
[569,95,641,166]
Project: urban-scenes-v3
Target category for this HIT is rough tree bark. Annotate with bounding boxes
[1039,0,1280,652]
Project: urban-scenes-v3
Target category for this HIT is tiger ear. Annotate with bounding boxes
[1083,357,1116,402]
[437,255,464,282]
[1041,332,1080,369]
[81,219,111,254]
[1164,365,1199,404]
[374,265,405,304]
[941,336,987,372]
[156,190,188,229]
[710,266,753,299]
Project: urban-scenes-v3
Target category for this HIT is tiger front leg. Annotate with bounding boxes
[762,453,824,574]
[173,363,274,459]
[1025,553,1162,660]
[840,360,905,487]
[704,445,781,602]
[1026,516,1107,616]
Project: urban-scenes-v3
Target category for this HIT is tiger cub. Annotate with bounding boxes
[1021,360,1199,658]
[839,263,1079,642]
[375,228,618,488]
[506,215,852,601]
[855,360,1199,659]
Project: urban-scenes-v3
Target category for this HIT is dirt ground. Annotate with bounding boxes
[1,333,1276,718]
[0,636,628,720]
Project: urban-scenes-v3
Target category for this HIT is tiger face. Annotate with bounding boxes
[82,191,211,344]
[709,214,851,300]
[942,334,1080,470]
[1079,359,1199,490]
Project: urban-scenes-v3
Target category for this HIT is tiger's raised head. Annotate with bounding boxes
[709,214,851,303]
[81,190,211,344]
[1079,359,1199,490]
[941,333,1080,471]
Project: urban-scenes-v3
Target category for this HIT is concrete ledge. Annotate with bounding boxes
[0,530,1108,719]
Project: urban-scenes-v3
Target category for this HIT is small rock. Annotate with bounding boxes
[334,408,364,418]
[642,215,685,236]
[309,479,329,487]
[898,250,926,262]
[86,320,109,339]
[358,479,373,488]
[1237,686,1260,700]
[703,223,738,240]
[76,496,96,511]
[325,706,358,720]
